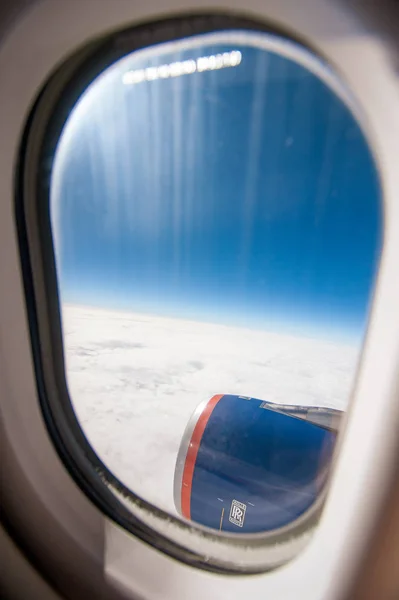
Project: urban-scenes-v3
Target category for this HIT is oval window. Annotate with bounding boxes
[50,29,381,540]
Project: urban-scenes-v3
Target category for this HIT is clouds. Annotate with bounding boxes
[62,304,359,515]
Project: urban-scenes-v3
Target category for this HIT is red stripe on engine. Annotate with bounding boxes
[181,394,224,520]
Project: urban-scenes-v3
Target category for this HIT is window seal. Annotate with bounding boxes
[14,11,355,574]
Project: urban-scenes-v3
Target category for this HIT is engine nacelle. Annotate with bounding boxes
[174,394,340,533]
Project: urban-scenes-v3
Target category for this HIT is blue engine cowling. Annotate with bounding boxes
[174,394,340,534]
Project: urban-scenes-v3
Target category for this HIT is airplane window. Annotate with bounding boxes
[44,27,381,548]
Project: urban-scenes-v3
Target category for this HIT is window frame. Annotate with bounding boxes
[6,1,397,590]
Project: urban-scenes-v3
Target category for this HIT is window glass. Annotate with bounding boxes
[51,31,381,534]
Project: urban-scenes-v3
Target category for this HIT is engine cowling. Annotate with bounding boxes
[174,394,340,533]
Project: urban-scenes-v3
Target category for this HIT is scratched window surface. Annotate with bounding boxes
[50,32,381,534]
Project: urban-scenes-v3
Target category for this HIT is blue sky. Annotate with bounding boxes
[52,40,381,344]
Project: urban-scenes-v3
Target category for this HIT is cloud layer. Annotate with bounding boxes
[62,304,359,515]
